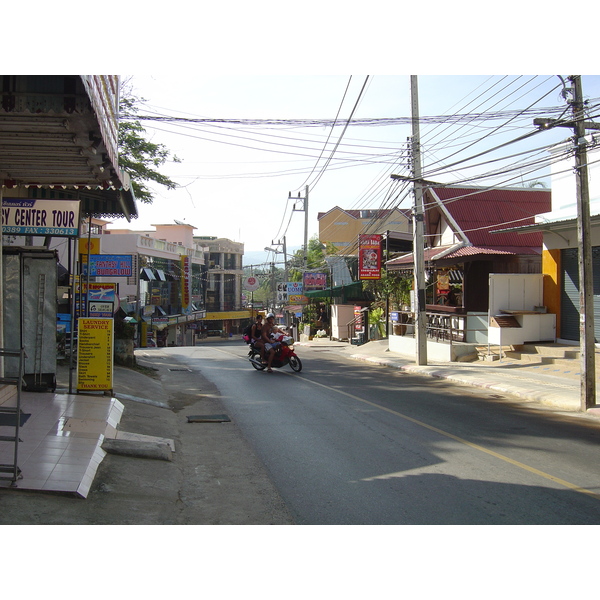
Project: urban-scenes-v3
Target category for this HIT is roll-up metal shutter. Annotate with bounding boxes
[561,247,600,341]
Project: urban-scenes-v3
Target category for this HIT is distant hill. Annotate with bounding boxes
[243,247,301,269]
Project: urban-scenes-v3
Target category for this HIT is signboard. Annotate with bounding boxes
[82,254,133,277]
[358,234,382,280]
[244,276,260,292]
[76,318,114,392]
[79,238,100,255]
[354,306,363,331]
[303,272,327,291]
[181,255,191,309]
[287,282,303,295]
[289,294,308,305]
[277,282,287,302]
[2,197,80,237]
[87,282,117,318]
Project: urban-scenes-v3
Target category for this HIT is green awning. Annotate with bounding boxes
[304,281,372,303]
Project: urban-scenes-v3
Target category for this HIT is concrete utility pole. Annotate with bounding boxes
[410,75,428,365]
[290,186,309,268]
[572,75,596,410]
[534,75,600,410]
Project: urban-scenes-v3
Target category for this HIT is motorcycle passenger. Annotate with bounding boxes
[250,314,265,361]
[261,312,282,373]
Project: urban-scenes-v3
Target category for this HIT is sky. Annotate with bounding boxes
[108,74,600,261]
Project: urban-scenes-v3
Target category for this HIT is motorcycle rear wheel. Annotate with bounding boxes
[288,355,302,372]
[250,352,266,370]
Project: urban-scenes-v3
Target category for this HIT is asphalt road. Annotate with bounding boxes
[169,340,600,525]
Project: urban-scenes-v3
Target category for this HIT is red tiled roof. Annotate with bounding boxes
[427,186,551,249]
[386,243,536,267]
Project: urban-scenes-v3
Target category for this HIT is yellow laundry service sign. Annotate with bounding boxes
[77,318,114,392]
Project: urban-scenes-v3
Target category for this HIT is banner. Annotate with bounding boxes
[358,234,382,280]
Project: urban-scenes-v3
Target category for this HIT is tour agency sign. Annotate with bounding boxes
[2,197,80,237]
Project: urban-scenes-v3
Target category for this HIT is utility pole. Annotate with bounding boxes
[410,75,427,365]
[290,186,309,268]
[572,75,596,410]
[534,75,600,410]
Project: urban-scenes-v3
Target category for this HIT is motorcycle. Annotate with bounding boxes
[248,335,302,372]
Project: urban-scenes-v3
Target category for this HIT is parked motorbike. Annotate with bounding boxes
[248,335,302,372]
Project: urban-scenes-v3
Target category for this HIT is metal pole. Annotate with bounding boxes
[571,75,596,409]
[411,75,427,365]
[304,185,309,269]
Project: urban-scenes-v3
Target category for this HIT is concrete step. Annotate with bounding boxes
[518,344,580,359]
[504,351,581,368]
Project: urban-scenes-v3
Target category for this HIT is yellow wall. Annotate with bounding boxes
[318,208,410,255]
[542,248,561,337]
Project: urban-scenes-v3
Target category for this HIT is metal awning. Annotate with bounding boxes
[140,268,156,281]
[0,75,137,220]
[304,281,372,303]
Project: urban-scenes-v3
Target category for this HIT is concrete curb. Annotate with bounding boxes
[347,352,581,412]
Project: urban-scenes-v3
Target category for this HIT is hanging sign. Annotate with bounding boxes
[2,197,80,237]
[358,234,382,280]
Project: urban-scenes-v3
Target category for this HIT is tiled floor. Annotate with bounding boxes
[0,389,124,498]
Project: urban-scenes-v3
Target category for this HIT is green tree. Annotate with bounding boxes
[363,270,412,309]
[118,90,181,204]
[288,235,338,282]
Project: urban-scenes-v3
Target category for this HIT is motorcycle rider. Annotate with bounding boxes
[261,312,282,373]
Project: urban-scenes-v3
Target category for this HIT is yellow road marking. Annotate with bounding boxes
[299,374,600,502]
[208,345,600,501]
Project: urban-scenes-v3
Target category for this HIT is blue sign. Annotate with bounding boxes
[82,255,133,277]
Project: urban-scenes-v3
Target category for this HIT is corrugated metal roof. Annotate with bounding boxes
[428,186,550,249]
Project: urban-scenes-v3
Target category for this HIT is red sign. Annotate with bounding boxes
[358,234,382,280]
[181,255,190,309]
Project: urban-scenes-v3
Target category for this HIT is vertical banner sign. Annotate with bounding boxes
[76,318,114,392]
[354,306,363,331]
[181,255,191,309]
[358,234,382,280]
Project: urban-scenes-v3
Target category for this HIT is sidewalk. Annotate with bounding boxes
[297,338,600,417]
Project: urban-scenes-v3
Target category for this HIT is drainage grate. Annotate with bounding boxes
[187,414,230,423]
[169,368,192,372]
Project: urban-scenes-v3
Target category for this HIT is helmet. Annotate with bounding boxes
[266,312,275,319]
